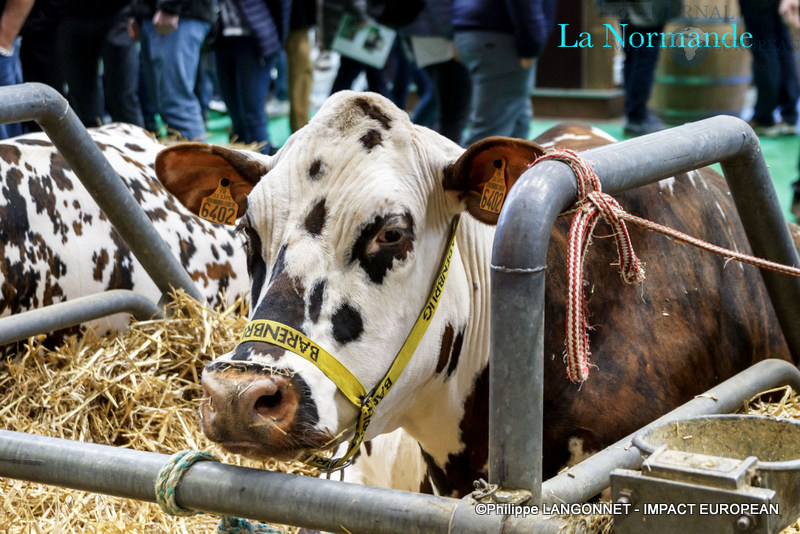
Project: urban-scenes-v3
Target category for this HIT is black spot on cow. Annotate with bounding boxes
[243,226,267,304]
[364,441,372,456]
[221,241,234,258]
[309,158,324,181]
[303,199,327,236]
[360,129,383,151]
[436,324,455,374]
[446,329,465,378]
[270,244,288,284]
[353,97,392,130]
[238,272,308,360]
[308,279,325,324]
[331,302,364,344]
[350,212,415,284]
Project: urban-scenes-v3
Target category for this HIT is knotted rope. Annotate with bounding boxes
[531,148,800,383]
[156,450,282,533]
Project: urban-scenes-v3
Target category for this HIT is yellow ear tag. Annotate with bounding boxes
[479,159,507,214]
[199,178,238,225]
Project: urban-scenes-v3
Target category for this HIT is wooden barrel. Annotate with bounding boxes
[649,0,752,124]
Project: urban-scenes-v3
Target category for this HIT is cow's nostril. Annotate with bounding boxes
[255,391,283,412]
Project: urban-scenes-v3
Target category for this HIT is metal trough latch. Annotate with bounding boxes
[611,448,776,533]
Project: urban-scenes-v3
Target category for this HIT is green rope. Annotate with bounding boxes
[155,450,282,533]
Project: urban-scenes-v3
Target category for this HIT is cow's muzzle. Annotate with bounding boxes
[200,361,331,460]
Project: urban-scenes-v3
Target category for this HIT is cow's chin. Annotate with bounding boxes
[217,440,305,462]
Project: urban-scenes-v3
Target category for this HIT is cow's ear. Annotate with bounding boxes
[155,143,268,218]
[444,137,545,225]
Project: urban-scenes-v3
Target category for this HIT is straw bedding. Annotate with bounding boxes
[2,291,800,533]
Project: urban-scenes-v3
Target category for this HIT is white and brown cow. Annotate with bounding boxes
[0,123,249,343]
[156,91,798,497]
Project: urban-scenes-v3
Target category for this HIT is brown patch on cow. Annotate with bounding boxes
[353,97,392,130]
[309,158,324,181]
[125,142,146,152]
[107,231,134,289]
[436,324,455,374]
[16,139,52,147]
[420,367,489,497]
[72,221,83,236]
[364,441,372,456]
[92,249,109,281]
[0,144,21,165]
[50,153,75,192]
[360,129,383,151]
[190,261,237,289]
[303,199,327,236]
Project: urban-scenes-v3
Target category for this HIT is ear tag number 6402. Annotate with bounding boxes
[199,178,238,225]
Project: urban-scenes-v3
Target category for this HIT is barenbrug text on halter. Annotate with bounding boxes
[557,23,753,48]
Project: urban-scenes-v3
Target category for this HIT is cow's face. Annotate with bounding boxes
[157,91,543,463]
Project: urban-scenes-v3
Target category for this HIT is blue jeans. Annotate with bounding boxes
[140,19,210,140]
[0,37,23,139]
[215,37,276,154]
[454,31,534,145]
[622,23,663,123]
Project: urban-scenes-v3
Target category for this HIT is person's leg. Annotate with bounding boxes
[775,17,799,127]
[233,39,275,153]
[286,27,313,132]
[141,18,209,140]
[454,31,533,145]
[330,55,363,93]
[740,0,782,126]
[427,59,471,144]
[57,16,106,127]
[0,37,23,138]
[102,10,144,127]
[622,22,662,124]
[409,66,437,128]
[214,41,248,143]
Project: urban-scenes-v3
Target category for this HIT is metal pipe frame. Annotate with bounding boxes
[0,82,203,303]
[0,360,796,533]
[490,115,800,500]
[0,290,161,345]
[0,428,567,534]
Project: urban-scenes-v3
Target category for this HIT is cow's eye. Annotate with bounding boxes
[378,228,404,244]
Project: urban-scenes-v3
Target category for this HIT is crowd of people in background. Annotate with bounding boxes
[0,0,554,152]
[1,0,800,215]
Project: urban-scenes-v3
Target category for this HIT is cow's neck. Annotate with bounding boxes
[401,217,494,497]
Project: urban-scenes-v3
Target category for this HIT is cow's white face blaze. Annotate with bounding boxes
[157,91,545,464]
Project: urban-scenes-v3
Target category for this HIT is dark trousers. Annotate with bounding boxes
[623,23,663,123]
[56,11,143,127]
[424,59,471,145]
[331,55,390,97]
[740,0,799,126]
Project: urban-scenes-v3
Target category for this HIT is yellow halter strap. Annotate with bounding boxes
[236,216,461,471]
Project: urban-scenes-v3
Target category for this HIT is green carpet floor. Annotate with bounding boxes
[205,110,799,223]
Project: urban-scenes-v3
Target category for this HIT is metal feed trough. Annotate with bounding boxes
[1,83,800,533]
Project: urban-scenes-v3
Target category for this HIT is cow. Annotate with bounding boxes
[0,122,248,345]
[155,90,799,497]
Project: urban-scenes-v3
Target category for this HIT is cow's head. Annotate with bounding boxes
[157,91,544,465]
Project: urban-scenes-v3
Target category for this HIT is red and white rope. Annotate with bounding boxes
[530,148,800,383]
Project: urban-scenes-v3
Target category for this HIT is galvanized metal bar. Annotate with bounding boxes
[541,358,800,505]
[0,82,204,303]
[491,115,800,499]
[0,429,568,534]
[0,290,161,345]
